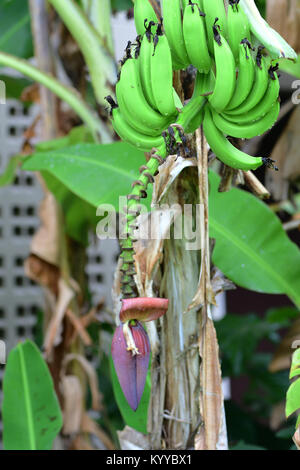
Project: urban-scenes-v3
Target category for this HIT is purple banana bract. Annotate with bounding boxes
[111,321,151,411]
[112,297,168,411]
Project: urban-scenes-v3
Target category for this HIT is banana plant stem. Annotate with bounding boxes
[81,0,114,55]
[48,0,116,106]
[0,51,111,143]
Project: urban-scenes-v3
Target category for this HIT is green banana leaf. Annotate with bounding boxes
[2,340,62,450]
[209,171,300,308]
[42,171,98,245]
[0,155,24,187]
[278,56,300,79]
[22,142,153,210]
[0,0,33,58]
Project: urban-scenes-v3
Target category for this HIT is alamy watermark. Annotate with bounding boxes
[292,340,300,350]
[292,80,300,105]
[96,197,204,250]
[0,340,6,364]
[0,80,5,104]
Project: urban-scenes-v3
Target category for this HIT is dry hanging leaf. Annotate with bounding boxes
[211,268,236,297]
[269,318,300,372]
[117,425,150,450]
[267,0,300,53]
[81,413,115,450]
[196,318,224,450]
[266,98,300,200]
[30,188,61,266]
[44,278,75,357]
[153,155,197,204]
[293,426,300,450]
[21,83,41,103]
[70,435,95,450]
[193,129,225,450]
[188,129,215,312]
[61,375,83,435]
[62,353,102,411]
[65,309,92,346]
[25,254,59,297]
[270,401,286,430]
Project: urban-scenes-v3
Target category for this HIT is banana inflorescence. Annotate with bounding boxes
[105,0,286,298]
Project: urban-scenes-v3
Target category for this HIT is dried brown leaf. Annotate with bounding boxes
[25,254,59,296]
[269,318,300,372]
[266,106,300,200]
[197,318,223,450]
[153,155,197,204]
[31,189,62,266]
[117,425,150,450]
[293,426,300,450]
[81,413,115,450]
[62,353,102,411]
[211,269,236,297]
[21,83,41,103]
[44,278,75,357]
[65,309,92,346]
[70,435,95,450]
[267,0,300,53]
[188,130,215,312]
[61,375,83,435]
[270,401,286,430]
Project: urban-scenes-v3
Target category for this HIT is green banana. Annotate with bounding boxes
[203,107,263,170]
[162,0,190,69]
[117,92,162,137]
[111,107,165,153]
[138,23,157,110]
[208,27,236,112]
[227,1,251,62]
[224,65,280,123]
[151,25,177,116]
[183,1,212,74]
[211,101,280,139]
[179,71,214,133]
[202,0,228,53]
[173,89,184,110]
[181,0,191,11]
[225,47,270,115]
[134,0,157,36]
[116,57,173,132]
[226,40,255,111]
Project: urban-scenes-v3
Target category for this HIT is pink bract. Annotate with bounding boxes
[119,297,169,323]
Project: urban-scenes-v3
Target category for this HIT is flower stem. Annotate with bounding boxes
[120,147,167,298]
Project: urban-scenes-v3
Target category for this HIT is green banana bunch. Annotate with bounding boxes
[106,0,296,309]
[108,0,292,172]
